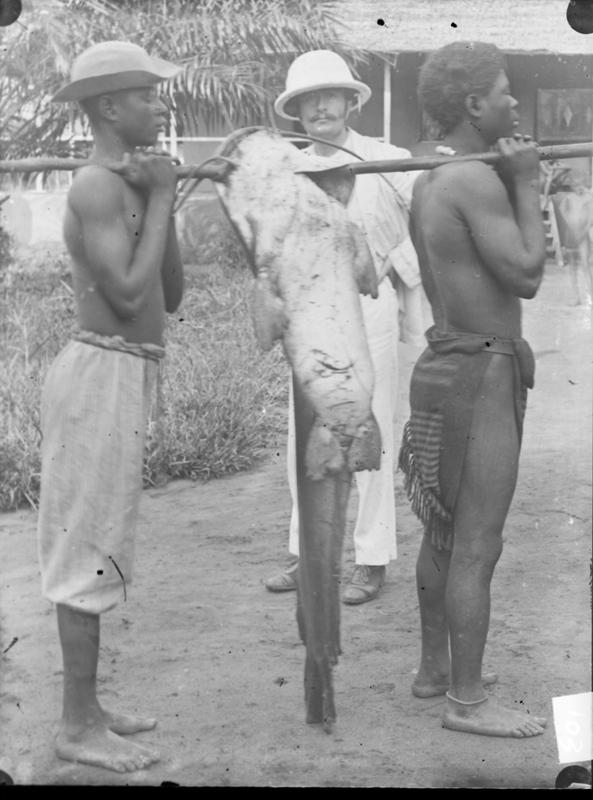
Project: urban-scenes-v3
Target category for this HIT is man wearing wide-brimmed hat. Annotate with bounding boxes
[266,51,430,605]
[38,41,183,773]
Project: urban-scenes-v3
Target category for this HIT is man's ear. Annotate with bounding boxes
[289,95,305,123]
[97,94,118,122]
[464,93,483,120]
[344,97,358,120]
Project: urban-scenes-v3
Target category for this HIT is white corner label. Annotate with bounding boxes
[552,692,593,764]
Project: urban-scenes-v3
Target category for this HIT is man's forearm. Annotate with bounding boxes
[161,218,184,313]
[513,179,546,279]
[119,189,176,318]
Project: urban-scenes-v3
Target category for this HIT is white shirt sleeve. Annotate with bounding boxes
[387,235,422,289]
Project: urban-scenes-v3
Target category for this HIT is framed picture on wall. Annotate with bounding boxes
[536,89,592,144]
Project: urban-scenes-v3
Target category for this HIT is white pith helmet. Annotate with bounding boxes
[274,50,371,120]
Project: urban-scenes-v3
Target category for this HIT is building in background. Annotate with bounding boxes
[321,0,592,175]
[150,0,593,237]
[2,0,591,252]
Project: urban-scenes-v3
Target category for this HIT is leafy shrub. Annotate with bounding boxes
[144,264,288,484]
[0,260,288,510]
[0,225,14,278]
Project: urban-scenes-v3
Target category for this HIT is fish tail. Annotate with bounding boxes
[346,411,382,473]
[304,652,336,732]
[294,371,351,730]
[297,469,349,731]
[305,418,346,480]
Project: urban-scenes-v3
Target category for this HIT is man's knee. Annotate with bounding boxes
[452,530,503,569]
[417,535,452,577]
[453,468,517,550]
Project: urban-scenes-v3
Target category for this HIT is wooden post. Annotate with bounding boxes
[168,114,178,161]
[383,59,392,145]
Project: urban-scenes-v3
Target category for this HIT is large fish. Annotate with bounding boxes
[214,128,381,730]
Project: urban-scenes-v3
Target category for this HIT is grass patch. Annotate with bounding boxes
[145,265,289,484]
[0,255,289,512]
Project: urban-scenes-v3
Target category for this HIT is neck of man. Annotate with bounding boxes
[310,125,350,158]
[441,119,492,156]
[89,124,136,165]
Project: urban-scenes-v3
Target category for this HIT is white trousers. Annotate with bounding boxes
[287,280,399,565]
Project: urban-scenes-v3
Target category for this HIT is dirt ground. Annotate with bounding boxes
[0,262,591,788]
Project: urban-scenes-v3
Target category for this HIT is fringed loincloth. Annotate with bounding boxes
[37,331,163,614]
[398,326,535,551]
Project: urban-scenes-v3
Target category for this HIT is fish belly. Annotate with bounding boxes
[216,129,382,478]
[279,217,380,479]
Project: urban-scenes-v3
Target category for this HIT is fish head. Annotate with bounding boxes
[305,167,355,207]
[293,151,355,208]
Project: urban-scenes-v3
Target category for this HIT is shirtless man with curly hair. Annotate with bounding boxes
[399,41,548,738]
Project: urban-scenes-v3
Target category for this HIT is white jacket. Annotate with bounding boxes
[304,128,430,345]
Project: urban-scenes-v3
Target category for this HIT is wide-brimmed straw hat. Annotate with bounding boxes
[52,41,181,103]
[274,50,371,121]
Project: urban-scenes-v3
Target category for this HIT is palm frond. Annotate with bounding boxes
[1,0,366,158]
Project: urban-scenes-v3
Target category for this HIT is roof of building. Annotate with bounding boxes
[330,0,593,55]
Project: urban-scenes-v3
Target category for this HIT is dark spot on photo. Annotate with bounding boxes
[566,0,593,34]
[0,0,22,28]
[0,769,14,785]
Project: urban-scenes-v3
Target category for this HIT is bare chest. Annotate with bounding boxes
[120,184,148,243]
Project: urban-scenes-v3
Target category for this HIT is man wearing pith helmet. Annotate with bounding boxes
[38,40,183,773]
[266,50,430,604]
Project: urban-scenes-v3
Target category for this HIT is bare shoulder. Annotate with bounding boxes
[424,162,508,215]
[438,161,502,194]
[68,165,125,221]
[412,170,432,195]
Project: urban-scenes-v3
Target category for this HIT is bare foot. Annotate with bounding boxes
[443,696,547,738]
[412,671,499,698]
[55,723,160,773]
[101,708,157,735]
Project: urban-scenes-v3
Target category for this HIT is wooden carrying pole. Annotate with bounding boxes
[0,157,230,181]
[348,142,593,175]
[0,142,591,179]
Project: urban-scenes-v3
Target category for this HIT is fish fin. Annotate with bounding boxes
[346,412,382,473]
[251,274,288,352]
[305,419,346,481]
[350,224,378,299]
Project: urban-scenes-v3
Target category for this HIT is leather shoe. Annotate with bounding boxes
[342,564,386,605]
[265,558,298,592]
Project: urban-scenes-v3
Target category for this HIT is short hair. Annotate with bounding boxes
[418,42,507,135]
[287,87,359,119]
[79,96,103,126]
